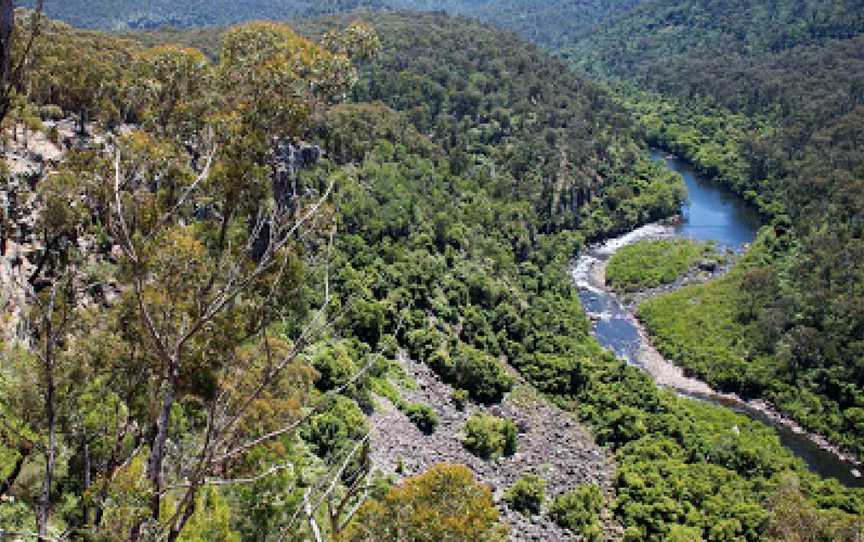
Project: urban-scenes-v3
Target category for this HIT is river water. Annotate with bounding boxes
[572,150,864,487]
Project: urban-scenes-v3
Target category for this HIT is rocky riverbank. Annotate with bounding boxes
[369,353,621,541]
[574,221,863,474]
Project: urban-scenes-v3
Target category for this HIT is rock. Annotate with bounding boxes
[271,141,323,206]
[698,259,718,272]
[368,353,617,541]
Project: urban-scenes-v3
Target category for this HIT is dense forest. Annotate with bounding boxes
[21,0,387,30]
[560,0,864,458]
[28,0,643,47]
[2,1,864,541]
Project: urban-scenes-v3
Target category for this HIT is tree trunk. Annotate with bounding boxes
[0,445,29,496]
[0,0,14,126]
[37,319,56,542]
[147,360,179,521]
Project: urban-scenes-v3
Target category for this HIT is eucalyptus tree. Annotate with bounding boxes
[104,21,379,541]
[1,18,380,542]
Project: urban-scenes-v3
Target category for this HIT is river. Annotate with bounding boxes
[572,150,864,488]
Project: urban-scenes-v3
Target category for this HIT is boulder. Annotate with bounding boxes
[698,259,718,272]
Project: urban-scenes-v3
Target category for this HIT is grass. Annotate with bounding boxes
[605,239,719,292]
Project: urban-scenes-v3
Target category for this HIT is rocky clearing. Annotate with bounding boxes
[369,353,620,541]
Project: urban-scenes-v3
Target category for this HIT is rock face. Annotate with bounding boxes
[271,141,322,207]
[369,353,620,541]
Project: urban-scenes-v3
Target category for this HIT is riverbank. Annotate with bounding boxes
[573,222,863,481]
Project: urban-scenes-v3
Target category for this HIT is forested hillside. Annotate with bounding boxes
[27,0,643,47]
[564,0,864,458]
[21,0,386,29]
[4,5,863,540]
[385,0,645,48]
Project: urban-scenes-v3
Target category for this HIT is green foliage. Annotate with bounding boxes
[175,488,242,542]
[11,5,864,540]
[562,0,864,473]
[550,485,604,537]
[303,396,369,460]
[301,11,685,236]
[403,403,439,435]
[462,413,517,460]
[445,344,513,405]
[638,230,864,455]
[341,464,507,541]
[311,340,361,392]
[29,0,386,30]
[606,239,717,292]
[387,0,642,49]
[504,474,546,515]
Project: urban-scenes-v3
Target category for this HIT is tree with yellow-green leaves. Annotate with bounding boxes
[341,464,507,542]
[0,19,381,542]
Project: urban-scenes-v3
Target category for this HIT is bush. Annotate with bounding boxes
[46,125,61,145]
[311,340,358,392]
[342,464,507,542]
[451,389,469,411]
[404,403,439,435]
[303,396,368,460]
[39,104,63,121]
[405,327,445,363]
[450,344,513,404]
[550,485,604,537]
[462,413,517,459]
[504,474,546,515]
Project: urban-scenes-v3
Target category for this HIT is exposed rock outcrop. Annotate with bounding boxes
[369,353,620,541]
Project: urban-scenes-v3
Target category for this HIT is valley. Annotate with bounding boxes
[1,1,864,541]
[575,151,864,487]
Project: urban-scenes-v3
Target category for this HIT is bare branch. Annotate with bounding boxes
[146,145,217,241]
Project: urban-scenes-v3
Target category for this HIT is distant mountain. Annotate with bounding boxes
[22,0,387,30]
[564,0,864,79]
[24,0,643,47]
[385,0,646,47]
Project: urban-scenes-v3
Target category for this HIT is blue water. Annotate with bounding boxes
[575,151,864,487]
[651,150,762,249]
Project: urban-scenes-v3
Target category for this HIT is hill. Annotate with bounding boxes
[25,0,644,46]
[385,0,645,48]
[5,9,863,541]
[562,0,864,457]
[21,0,386,29]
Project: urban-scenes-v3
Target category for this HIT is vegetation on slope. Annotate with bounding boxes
[23,0,386,29]
[564,0,864,455]
[386,0,645,48]
[566,0,864,79]
[30,0,646,48]
[1,7,862,542]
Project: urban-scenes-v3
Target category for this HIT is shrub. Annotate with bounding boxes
[451,344,513,404]
[404,403,439,435]
[504,474,546,515]
[405,327,444,363]
[39,104,63,121]
[46,125,61,145]
[451,389,469,411]
[311,340,358,392]
[550,485,604,537]
[303,396,368,460]
[346,297,386,347]
[462,413,517,459]
[341,464,507,542]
